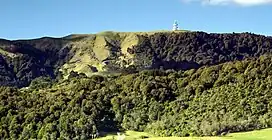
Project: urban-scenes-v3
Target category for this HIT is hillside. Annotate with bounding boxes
[1,31,272,139]
[1,31,272,87]
[1,54,272,139]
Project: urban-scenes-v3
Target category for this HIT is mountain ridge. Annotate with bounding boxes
[1,31,272,87]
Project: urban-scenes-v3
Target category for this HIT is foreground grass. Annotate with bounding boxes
[95,128,272,140]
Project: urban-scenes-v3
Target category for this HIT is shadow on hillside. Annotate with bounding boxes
[151,60,200,71]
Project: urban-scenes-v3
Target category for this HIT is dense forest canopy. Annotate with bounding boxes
[132,32,272,70]
[1,54,272,139]
[0,31,272,139]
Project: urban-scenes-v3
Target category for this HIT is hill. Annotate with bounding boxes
[1,31,272,87]
[1,31,272,139]
[1,53,272,139]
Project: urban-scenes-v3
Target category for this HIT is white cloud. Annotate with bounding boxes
[183,0,272,6]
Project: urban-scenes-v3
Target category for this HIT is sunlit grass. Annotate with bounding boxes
[95,128,272,140]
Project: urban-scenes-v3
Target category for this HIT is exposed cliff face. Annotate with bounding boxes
[0,31,272,87]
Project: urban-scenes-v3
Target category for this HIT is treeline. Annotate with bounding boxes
[1,54,272,139]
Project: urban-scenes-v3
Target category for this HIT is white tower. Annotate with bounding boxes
[172,20,179,31]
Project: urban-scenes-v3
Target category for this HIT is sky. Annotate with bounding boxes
[0,0,272,40]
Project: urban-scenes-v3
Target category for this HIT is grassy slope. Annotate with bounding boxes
[0,48,17,58]
[0,30,189,79]
[95,129,272,140]
[60,30,189,77]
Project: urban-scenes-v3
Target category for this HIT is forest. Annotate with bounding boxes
[131,32,272,71]
[1,54,272,139]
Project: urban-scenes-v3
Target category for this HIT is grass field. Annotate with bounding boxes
[95,128,272,140]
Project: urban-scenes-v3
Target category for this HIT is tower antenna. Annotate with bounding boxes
[172,20,179,31]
